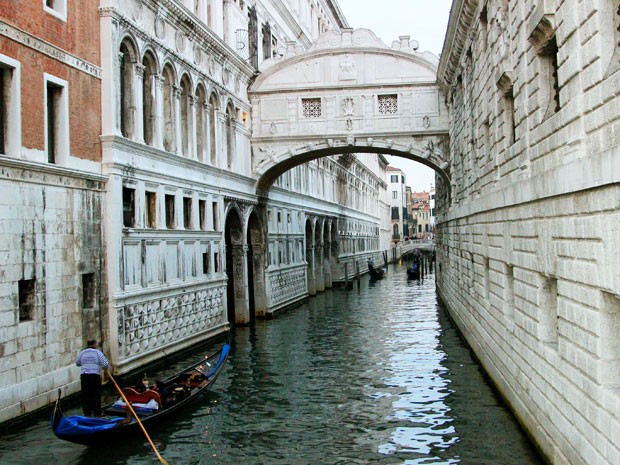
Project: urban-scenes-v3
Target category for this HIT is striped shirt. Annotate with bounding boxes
[76,348,109,375]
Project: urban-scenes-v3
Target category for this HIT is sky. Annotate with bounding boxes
[336,0,453,192]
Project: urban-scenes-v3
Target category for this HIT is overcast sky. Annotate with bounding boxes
[336,0,453,191]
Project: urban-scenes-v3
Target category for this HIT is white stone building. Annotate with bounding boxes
[386,166,407,243]
[0,0,393,424]
[437,1,620,464]
[99,0,388,376]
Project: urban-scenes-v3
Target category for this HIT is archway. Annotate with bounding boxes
[225,207,245,325]
[314,220,324,292]
[323,220,332,288]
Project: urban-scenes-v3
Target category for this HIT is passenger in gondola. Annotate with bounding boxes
[134,376,149,393]
[153,380,168,407]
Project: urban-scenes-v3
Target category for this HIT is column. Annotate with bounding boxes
[307,245,316,296]
[154,74,165,150]
[133,62,145,143]
[173,85,182,154]
[315,244,325,292]
[189,94,197,159]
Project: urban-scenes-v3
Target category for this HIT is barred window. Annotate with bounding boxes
[378,94,398,114]
[302,98,322,118]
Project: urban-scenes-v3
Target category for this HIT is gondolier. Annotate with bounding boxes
[76,339,110,417]
[52,342,230,446]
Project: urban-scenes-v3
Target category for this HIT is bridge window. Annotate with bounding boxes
[301,98,322,118]
[378,94,398,114]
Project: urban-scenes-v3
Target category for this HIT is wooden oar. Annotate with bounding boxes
[106,370,170,465]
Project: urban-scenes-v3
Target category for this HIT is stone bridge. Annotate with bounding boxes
[248,28,450,196]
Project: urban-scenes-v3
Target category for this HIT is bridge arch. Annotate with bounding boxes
[253,141,450,197]
[248,28,451,198]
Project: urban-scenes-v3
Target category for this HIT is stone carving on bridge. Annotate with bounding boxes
[339,54,356,80]
[342,97,355,116]
[254,145,278,171]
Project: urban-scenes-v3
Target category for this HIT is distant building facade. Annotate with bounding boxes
[408,190,432,239]
[386,166,408,243]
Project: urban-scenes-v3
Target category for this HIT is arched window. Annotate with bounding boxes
[142,52,157,146]
[195,84,207,162]
[225,102,235,169]
[162,64,175,153]
[119,41,135,138]
[180,74,192,156]
[209,93,218,164]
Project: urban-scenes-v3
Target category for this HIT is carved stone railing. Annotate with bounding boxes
[117,285,225,359]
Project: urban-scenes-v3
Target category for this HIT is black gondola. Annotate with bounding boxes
[368,259,385,280]
[51,342,230,446]
[407,264,421,280]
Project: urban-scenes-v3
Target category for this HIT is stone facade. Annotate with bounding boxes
[0,0,104,423]
[437,1,620,464]
[0,0,449,425]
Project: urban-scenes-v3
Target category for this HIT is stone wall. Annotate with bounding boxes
[437,1,620,464]
[0,160,106,423]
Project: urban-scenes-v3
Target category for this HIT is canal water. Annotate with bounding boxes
[0,264,543,465]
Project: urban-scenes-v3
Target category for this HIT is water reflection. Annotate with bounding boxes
[0,265,542,465]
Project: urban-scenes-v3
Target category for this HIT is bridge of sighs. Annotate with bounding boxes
[228,28,450,323]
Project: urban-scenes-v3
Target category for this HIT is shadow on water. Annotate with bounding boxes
[0,265,543,465]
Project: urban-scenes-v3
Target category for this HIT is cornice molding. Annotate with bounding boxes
[0,155,107,188]
[437,0,479,93]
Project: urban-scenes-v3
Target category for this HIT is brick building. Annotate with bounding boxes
[0,1,104,422]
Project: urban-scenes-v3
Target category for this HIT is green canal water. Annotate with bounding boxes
[0,265,542,464]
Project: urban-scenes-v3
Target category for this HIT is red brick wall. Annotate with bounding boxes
[0,0,101,162]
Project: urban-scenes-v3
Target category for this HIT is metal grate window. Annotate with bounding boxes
[378,94,398,114]
[302,98,322,118]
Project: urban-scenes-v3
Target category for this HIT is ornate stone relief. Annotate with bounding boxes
[155,14,166,40]
[206,56,215,76]
[193,44,203,65]
[342,97,355,116]
[117,288,225,358]
[269,268,306,307]
[131,0,143,23]
[255,145,277,170]
[339,54,356,80]
[175,30,186,53]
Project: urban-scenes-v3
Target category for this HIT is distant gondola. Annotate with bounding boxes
[368,259,385,280]
[51,342,230,446]
[407,264,421,280]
